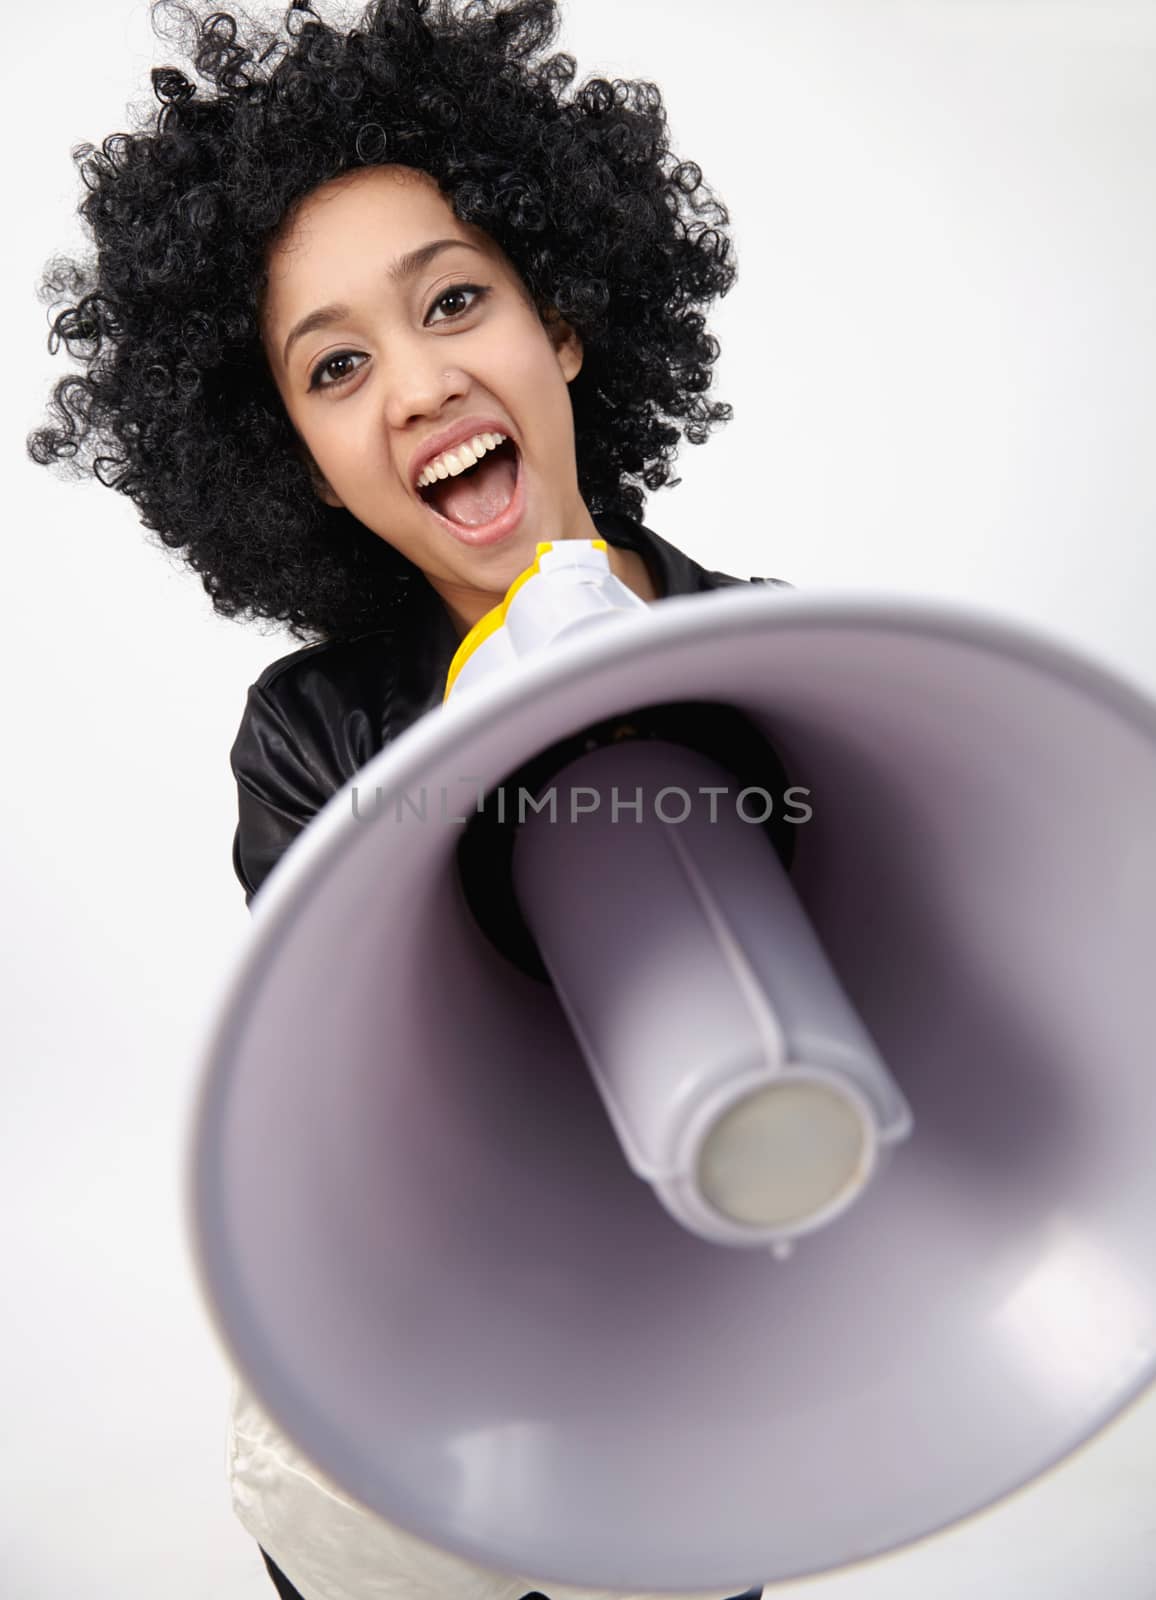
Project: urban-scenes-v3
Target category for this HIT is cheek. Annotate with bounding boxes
[485,317,565,393]
[308,408,382,484]
[518,350,578,441]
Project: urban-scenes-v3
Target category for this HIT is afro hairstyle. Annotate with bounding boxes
[28,0,739,642]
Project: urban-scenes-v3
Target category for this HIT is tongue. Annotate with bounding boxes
[430,450,517,528]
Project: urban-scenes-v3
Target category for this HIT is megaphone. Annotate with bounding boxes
[188,540,1156,1595]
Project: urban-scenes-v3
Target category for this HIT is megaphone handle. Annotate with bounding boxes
[511,738,913,1249]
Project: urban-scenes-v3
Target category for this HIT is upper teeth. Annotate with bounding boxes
[416,431,509,488]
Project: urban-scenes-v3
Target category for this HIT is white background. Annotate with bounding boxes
[3,1,1155,1595]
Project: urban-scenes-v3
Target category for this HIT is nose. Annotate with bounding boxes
[382,343,471,433]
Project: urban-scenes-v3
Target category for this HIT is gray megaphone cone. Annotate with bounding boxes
[187,572,1156,1593]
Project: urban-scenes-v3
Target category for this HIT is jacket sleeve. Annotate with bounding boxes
[229,679,345,909]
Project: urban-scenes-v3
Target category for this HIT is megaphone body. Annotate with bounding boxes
[190,541,1156,1594]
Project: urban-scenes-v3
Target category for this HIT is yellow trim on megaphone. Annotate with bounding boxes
[442,539,609,701]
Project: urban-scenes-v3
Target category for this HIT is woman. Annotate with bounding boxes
[29,1,778,1594]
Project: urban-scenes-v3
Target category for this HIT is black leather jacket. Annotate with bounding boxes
[229,512,789,906]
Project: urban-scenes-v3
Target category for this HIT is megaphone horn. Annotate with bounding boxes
[189,540,1156,1593]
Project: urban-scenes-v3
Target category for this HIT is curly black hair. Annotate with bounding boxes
[28,0,738,642]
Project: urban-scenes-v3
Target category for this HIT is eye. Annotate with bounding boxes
[308,350,367,392]
[306,283,490,392]
[426,282,489,324]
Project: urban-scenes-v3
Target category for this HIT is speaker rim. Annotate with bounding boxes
[185,584,1156,1588]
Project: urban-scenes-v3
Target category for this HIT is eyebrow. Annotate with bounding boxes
[280,238,487,368]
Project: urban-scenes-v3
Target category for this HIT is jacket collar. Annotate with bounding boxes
[591,511,722,600]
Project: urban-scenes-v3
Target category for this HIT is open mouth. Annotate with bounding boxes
[417,437,520,531]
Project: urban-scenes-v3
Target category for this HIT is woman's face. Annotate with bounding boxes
[260,163,600,632]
